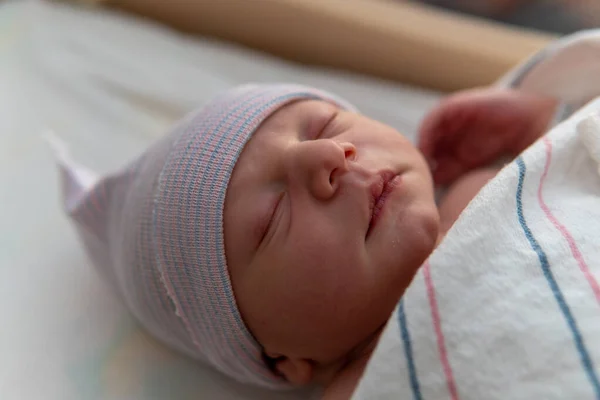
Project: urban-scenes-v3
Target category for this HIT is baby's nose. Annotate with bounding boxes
[287,139,356,200]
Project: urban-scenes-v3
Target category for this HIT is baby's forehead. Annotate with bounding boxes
[270,98,340,118]
[261,97,340,126]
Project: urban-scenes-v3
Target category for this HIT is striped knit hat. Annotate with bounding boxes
[58,84,355,388]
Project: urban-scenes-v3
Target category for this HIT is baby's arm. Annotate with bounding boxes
[438,167,500,235]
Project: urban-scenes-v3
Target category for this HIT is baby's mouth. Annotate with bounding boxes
[366,171,400,238]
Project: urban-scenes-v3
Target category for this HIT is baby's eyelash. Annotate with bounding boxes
[313,110,339,139]
[260,192,284,244]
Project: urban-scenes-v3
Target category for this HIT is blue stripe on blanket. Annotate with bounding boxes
[398,299,423,400]
[516,157,600,398]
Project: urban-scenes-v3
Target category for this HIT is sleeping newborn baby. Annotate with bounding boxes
[59,83,558,397]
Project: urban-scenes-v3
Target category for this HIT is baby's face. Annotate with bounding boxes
[224,100,439,384]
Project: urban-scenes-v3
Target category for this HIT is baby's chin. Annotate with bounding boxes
[410,201,441,260]
[373,197,439,281]
[363,199,439,327]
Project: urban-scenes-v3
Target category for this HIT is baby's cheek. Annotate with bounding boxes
[290,241,367,309]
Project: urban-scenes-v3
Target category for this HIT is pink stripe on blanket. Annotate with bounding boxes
[539,136,600,306]
[423,261,460,400]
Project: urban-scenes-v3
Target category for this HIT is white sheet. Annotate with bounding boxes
[0,1,440,399]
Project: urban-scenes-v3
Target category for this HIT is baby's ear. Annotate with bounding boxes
[265,352,313,386]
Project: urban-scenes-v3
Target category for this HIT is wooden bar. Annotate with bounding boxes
[107,0,558,91]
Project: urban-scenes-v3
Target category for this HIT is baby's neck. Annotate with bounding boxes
[437,167,500,237]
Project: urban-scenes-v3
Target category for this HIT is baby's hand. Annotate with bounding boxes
[418,88,557,185]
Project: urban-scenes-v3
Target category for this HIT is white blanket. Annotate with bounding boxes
[353,31,600,400]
